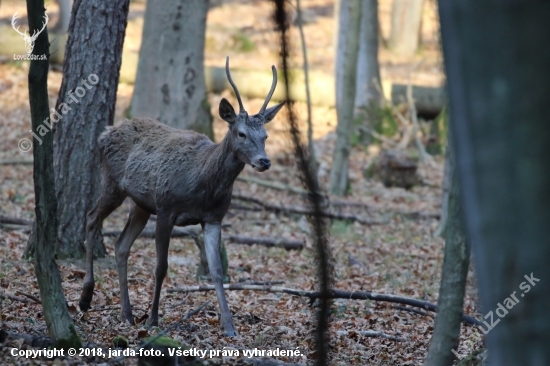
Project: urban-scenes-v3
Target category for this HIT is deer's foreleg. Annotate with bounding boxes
[115,202,150,325]
[148,213,174,326]
[204,222,237,337]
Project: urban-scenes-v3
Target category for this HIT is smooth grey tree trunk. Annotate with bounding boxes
[354,0,382,113]
[130,0,213,139]
[52,0,72,33]
[425,136,470,366]
[330,0,362,196]
[26,0,81,348]
[390,0,424,55]
[439,1,550,364]
[51,0,130,259]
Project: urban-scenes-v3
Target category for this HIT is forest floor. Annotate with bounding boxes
[0,0,484,365]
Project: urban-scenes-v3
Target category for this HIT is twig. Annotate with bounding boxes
[336,330,407,342]
[394,305,434,318]
[15,290,41,304]
[167,285,481,327]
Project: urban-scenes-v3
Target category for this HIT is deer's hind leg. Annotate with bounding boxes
[115,201,150,324]
[79,180,126,312]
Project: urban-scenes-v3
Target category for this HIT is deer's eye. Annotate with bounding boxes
[238,132,247,139]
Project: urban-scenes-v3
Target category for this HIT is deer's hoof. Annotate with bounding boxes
[224,329,238,337]
[78,299,91,312]
[147,317,159,327]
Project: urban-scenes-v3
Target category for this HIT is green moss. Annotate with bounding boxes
[142,335,181,348]
[55,324,82,350]
[112,335,129,348]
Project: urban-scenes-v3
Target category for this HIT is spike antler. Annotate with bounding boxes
[225,56,245,114]
[259,65,278,114]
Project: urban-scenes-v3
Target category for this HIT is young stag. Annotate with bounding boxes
[79,57,285,336]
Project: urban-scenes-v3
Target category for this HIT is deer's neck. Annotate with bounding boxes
[207,132,245,190]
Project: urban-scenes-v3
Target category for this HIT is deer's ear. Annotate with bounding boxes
[262,101,285,124]
[219,98,236,124]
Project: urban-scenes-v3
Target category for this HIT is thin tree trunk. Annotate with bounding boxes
[26,0,81,348]
[433,139,452,237]
[130,0,213,139]
[425,139,470,366]
[439,1,550,364]
[390,0,424,55]
[42,0,130,259]
[355,0,382,111]
[330,0,362,196]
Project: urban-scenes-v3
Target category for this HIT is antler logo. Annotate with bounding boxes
[11,11,49,55]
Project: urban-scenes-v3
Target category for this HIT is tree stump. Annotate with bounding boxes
[374,149,419,189]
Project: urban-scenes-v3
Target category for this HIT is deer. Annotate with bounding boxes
[79,57,285,337]
[11,11,49,54]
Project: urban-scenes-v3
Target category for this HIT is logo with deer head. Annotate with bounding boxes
[11,11,49,55]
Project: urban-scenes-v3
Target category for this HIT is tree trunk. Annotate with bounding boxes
[26,0,81,349]
[51,0,72,33]
[330,0,362,196]
[433,135,452,237]
[439,1,550,364]
[47,0,130,259]
[425,137,470,366]
[130,0,213,139]
[389,0,424,55]
[355,0,382,112]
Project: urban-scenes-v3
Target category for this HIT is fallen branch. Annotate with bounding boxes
[0,159,33,165]
[225,234,303,250]
[0,215,33,226]
[232,193,386,225]
[104,226,303,250]
[0,292,33,304]
[167,285,481,327]
[336,330,407,342]
[236,176,309,195]
[394,305,434,318]
[15,290,41,304]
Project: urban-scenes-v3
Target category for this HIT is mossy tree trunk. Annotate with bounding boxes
[330,0,362,196]
[26,0,81,349]
[440,1,550,364]
[425,135,470,366]
[46,0,130,259]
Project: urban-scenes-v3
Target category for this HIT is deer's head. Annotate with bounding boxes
[11,11,49,55]
[219,57,285,172]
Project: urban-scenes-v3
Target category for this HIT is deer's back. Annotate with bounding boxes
[99,118,215,206]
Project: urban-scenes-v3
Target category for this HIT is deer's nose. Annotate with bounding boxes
[259,158,271,169]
